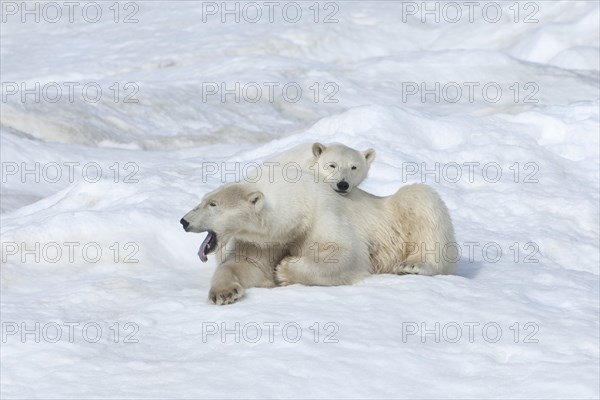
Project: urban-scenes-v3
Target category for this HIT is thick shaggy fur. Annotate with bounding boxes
[346,184,456,276]
[182,173,371,304]
[181,143,456,304]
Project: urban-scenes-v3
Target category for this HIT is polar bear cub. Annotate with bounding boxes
[269,142,456,280]
[271,142,375,194]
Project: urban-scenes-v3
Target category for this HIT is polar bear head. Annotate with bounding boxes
[312,142,376,194]
[180,183,264,262]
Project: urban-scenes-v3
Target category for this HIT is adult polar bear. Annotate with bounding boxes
[181,143,457,304]
[182,171,371,304]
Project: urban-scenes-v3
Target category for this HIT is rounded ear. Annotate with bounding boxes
[363,148,376,165]
[312,142,326,158]
[247,191,264,211]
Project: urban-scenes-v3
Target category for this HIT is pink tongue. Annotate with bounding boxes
[198,232,214,263]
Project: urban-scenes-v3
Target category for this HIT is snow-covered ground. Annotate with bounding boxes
[1,1,599,398]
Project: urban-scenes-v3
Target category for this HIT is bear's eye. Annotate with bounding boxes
[328,163,336,169]
[208,201,217,207]
[351,166,357,170]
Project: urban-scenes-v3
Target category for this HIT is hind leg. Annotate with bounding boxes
[388,261,439,276]
[275,256,368,286]
[275,242,369,286]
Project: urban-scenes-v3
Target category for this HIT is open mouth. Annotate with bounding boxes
[198,230,218,262]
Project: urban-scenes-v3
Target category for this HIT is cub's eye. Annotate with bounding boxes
[351,166,357,170]
[328,163,336,169]
[209,201,217,207]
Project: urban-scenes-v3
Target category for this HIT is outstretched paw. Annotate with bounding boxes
[208,282,244,305]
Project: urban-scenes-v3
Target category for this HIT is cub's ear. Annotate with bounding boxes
[247,191,264,211]
[312,142,326,158]
[363,148,376,165]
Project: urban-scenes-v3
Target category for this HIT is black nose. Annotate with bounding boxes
[180,218,189,230]
[337,181,349,191]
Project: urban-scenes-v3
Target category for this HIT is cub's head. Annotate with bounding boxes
[312,142,376,194]
[180,183,264,262]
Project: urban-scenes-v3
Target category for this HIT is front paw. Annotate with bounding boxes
[208,282,244,305]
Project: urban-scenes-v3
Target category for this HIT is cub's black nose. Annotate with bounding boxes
[337,181,349,191]
[180,218,189,230]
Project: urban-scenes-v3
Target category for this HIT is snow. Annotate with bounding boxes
[1,1,599,398]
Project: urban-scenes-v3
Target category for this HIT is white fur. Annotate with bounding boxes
[181,143,456,305]
[182,166,371,304]
[346,184,457,276]
[269,143,456,277]
[270,142,375,194]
